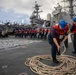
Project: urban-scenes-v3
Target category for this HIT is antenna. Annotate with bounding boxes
[61,0,76,18]
[30,1,44,27]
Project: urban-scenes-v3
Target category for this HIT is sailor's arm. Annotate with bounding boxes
[53,38,60,52]
[52,29,60,51]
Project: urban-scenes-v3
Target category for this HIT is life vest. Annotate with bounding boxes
[39,28,43,33]
[31,29,35,33]
[52,24,69,41]
[53,24,69,35]
[71,23,76,33]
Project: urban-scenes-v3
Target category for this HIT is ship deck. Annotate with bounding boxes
[0,36,76,75]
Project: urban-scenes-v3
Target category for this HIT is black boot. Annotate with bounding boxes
[53,59,59,63]
[72,51,76,53]
[57,52,60,55]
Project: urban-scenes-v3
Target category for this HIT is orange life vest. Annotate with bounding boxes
[52,24,69,41]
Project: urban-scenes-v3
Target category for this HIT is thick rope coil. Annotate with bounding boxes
[25,43,76,75]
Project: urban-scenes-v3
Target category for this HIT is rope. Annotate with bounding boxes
[25,43,76,75]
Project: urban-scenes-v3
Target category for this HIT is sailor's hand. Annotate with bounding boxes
[57,45,60,52]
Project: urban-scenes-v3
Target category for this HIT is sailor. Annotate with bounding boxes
[48,20,69,63]
[33,28,37,38]
[44,28,48,39]
[70,17,76,53]
[14,28,18,37]
[30,28,35,38]
[19,29,23,38]
[24,28,29,38]
[23,28,26,38]
[26,28,29,38]
[38,28,43,39]
[41,28,44,39]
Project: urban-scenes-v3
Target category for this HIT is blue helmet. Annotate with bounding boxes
[73,17,76,22]
[59,20,67,29]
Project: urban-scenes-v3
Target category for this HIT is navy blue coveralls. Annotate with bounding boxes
[48,27,68,61]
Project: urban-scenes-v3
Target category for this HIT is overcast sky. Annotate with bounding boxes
[0,0,62,24]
